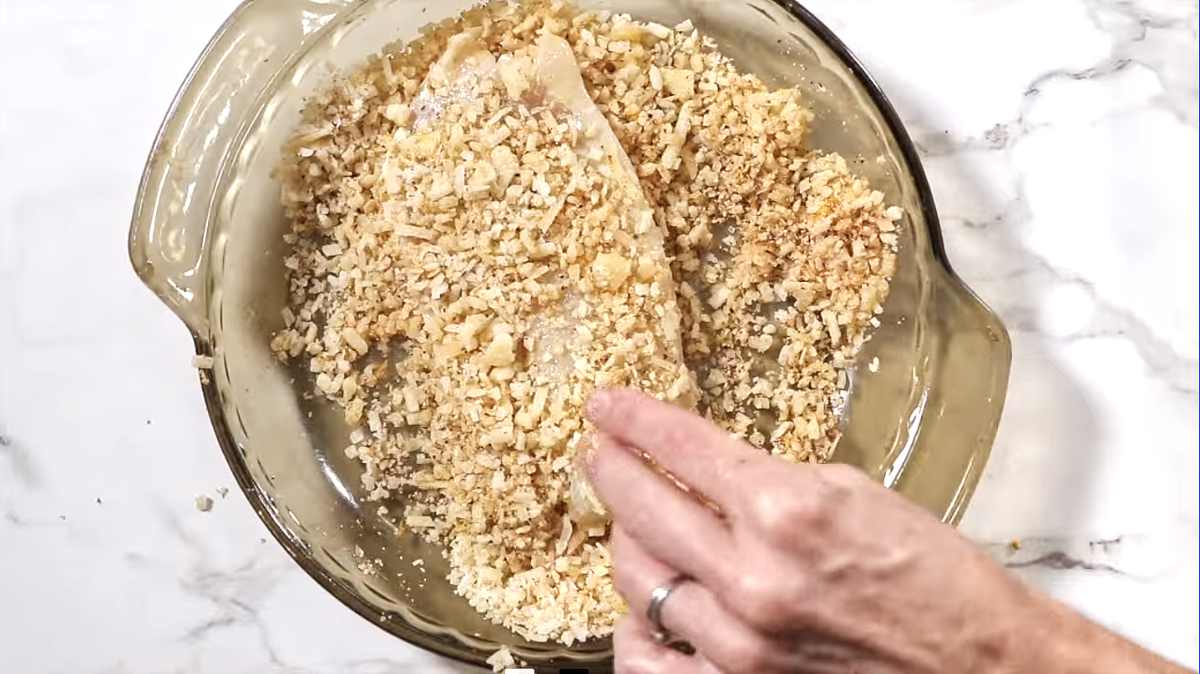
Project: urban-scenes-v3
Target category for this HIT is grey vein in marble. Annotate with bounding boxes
[0,428,41,488]
[903,7,1199,397]
[1082,0,1199,125]
[158,506,294,671]
[978,533,1187,582]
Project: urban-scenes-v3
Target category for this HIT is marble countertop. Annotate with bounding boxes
[1,0,1195,671]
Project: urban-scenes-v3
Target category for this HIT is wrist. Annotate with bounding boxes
[1019,594,1109,673]
[1009,591,1187,674]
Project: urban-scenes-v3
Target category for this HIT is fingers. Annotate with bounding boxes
[586,389,761,503]
[613,527,779,674]
[588,433,734,588]
[614,617,724,674]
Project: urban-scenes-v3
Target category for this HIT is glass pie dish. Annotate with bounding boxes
[128,0,1012,670]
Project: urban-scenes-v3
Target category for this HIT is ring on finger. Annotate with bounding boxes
[647,574,693,646]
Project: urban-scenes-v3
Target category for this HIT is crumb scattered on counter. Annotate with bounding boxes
[194,495,214,512]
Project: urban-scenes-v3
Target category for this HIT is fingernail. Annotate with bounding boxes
[585,389,610,422]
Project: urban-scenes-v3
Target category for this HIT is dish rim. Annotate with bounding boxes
[132,0,1012,668]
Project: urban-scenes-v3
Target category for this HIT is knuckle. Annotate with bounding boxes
[730,571,811,633]
[746,487,828,537]
[734,573,784,619]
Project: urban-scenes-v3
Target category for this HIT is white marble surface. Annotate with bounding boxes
[0,0,1196,671]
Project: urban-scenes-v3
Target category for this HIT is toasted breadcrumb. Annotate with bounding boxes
[271,0,900,644]
[194,495,214,512]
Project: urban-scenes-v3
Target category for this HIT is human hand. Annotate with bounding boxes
[584,389,1191,674]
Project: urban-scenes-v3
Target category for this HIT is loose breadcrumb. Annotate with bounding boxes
[194,495,214,512]
[486,646,517,672]
[271,0,900,644]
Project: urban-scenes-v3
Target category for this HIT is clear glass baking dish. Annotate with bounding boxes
[128,0,1012,669]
